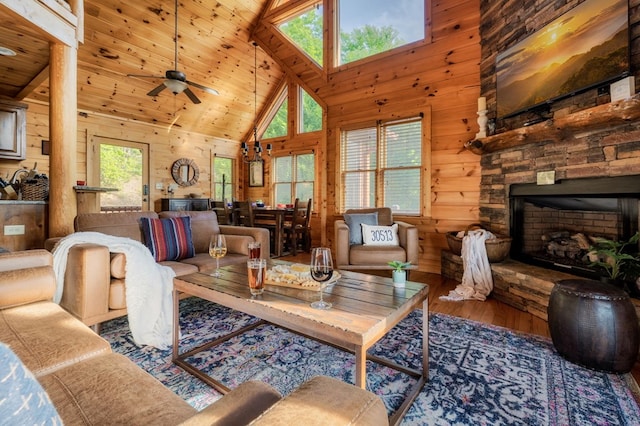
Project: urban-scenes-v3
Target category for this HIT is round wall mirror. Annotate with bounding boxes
[171,158,199,187]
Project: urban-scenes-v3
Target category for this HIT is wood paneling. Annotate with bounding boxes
[0,202,47,251]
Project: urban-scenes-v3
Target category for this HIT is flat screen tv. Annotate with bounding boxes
[496,0,629,119]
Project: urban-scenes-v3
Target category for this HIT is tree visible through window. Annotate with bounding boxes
[278,3,323,66]
[300,88,322,133]
[273,153,315,205]
[341,117,422,214]
[263,98,288,139]
[338,0,424,65]
[212,156,233,201]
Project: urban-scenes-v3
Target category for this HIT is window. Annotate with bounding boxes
[299,88,322,133]
[212,156,233,201]
[273,152,315,205]
[337,0,425,65]
[263,97,288,139]
[341,117,422,214]
[278,2,323,66]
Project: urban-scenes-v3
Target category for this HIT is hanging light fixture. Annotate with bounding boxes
[241,42,272,163]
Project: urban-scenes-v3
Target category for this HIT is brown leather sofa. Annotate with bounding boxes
[335,207,419,271]
[0,249,389,425]
[47,210,271,327]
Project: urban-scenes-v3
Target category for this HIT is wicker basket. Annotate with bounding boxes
[20,177,49,201]
[446,223,512,263]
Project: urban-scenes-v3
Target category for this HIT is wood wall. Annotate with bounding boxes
[1,0,484,274]
[255,0,483,273]
[0,101,241,210]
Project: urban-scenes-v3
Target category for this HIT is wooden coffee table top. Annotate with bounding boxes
[174,260,429,351]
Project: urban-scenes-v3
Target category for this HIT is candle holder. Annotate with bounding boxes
[475,109,488,139]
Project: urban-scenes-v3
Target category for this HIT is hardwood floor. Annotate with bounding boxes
[280,252,640,384]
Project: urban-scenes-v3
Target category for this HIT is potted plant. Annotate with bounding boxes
[588,232,640,296]
[388,260,411,286]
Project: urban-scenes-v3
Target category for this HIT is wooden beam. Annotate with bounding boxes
[0,0,77,46]
[49,42,78,236]
[464,96,640,155]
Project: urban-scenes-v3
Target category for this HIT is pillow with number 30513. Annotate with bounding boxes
[361,223,399,246]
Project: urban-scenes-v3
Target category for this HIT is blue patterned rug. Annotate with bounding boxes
[100,297,640,425]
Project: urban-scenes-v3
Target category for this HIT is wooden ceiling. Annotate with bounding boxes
[0,0,285,141]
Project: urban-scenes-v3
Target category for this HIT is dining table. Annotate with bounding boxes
[252,206,293,257]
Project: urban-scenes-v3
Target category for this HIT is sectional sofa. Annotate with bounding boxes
[0,249,389,425]
[46,210,270,328]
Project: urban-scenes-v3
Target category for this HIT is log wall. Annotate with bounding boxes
[0,101,241,210]
[324,0,482,273]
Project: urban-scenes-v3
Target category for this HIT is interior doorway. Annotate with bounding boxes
[88,136,150,212]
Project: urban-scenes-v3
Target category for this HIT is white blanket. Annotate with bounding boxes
[440,229,494,301]
[52,232,175,349]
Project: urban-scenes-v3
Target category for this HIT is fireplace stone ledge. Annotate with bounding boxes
[441,250,640,324]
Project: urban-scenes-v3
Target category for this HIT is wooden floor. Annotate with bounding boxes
[281,252,640,384]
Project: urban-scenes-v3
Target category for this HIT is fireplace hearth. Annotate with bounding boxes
[509,175,640,280]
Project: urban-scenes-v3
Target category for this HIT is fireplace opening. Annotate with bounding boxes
[509,175,640,280]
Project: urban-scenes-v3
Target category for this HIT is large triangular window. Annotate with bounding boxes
[263,87,288,139]
[299,87,322,133]
[277,2,323,67]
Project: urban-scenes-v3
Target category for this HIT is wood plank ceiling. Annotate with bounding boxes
[0,0,284,141]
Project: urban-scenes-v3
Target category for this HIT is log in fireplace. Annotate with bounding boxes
[509,175,640,280]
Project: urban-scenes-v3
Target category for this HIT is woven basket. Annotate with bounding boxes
[446,223,512,263]
[20,178,49,201]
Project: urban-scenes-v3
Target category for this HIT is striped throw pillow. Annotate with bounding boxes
[140,216,195,262]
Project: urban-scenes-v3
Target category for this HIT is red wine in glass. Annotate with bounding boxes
[310,247,333,309]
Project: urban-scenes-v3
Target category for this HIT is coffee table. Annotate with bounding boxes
[172,261,429,425]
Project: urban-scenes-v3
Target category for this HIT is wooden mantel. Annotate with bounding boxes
[464,95,640,155]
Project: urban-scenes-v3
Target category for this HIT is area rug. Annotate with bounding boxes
[100,297,640,425]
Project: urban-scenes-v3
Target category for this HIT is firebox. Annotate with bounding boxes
[509,175,640,279]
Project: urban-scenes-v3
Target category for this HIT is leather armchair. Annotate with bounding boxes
[335,207,419,271]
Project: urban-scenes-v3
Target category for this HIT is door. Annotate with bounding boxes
[89,136,150,212]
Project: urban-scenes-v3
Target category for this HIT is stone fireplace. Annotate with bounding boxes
[444,99,640,323]
[509,175,640,280]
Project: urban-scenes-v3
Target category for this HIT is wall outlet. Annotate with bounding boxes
[155,182,164,190]
[4,225,25,235]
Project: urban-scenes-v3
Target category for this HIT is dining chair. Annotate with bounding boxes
[284,198,312,255]
[233,200,254,227]
[210,200,232,225]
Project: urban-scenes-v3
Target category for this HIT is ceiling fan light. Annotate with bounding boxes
[164,79,187,94]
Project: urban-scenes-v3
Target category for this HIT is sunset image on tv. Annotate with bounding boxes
[496,0,628,118]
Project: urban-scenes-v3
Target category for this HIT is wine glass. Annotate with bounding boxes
[310,247,334,309]
[209,234,227,277]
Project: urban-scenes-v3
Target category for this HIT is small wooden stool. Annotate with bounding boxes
[547,279,639,373]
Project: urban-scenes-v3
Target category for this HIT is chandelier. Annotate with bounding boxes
[241,42,272,163]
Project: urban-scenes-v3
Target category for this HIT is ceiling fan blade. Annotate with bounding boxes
[147,84,167,96]
[127,74,165,79]
[186,80,219,96]
[183,88,201,104]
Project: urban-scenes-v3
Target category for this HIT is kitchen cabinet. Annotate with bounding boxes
[0,100,27,160]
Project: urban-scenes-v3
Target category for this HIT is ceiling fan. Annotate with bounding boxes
[127,0,219,104]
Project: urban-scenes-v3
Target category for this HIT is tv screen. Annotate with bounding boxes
[496,0,629,119]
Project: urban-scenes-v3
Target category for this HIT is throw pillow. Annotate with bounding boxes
[0,342,62,425]
[343,212,378,245]
[140,216,195,262]
[361,223,399,246]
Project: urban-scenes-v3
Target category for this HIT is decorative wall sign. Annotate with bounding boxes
[171,158,199,187]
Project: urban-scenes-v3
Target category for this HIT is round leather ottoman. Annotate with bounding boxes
[547,279,639,373]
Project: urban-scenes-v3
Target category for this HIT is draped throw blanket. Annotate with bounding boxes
[52,232,175,349]
[440,229,495,301]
